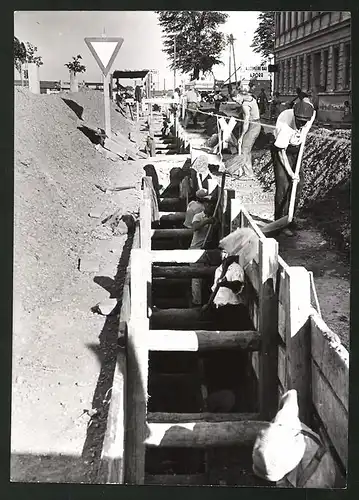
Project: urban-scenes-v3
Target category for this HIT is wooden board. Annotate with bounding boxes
[245,260,260,295]
[152,265,217,279]
[140,198,152,251]
[124,250,151,484]
[312,363,348,469]
[151,249,221,264]
[145,474,207,485]
[147,412,260,423]
[258,237,279,421]
[148,329,261,352]
[310,313,349,412]
[278,345,286,390]
[145,421,267,447]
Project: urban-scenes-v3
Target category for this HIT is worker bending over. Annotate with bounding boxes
[271,100,315,236]
[234,86,261,180]
[183,189,208,229]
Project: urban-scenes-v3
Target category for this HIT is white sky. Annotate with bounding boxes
[14,11,263,88]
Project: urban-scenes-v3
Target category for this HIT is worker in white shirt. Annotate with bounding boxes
[234,86,261,180]
[271,99,315,236]
[184,83,201,128]
[183,189,208,229]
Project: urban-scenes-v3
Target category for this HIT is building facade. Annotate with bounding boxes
[274,11,351,123]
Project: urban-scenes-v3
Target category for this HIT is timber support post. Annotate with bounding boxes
[258,238,279,421]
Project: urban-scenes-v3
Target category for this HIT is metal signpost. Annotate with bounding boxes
[85,36,124,138]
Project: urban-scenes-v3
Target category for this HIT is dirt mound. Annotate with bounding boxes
[253,128,351,250]
[14,86,142,333]
[60,87,130,135]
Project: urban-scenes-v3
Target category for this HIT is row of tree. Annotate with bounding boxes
[156,11,275,83]
[14,37,87,82]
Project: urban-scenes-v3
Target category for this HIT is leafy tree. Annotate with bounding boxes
[14,36,27,72]
[251,11,275,62]
[65,55,86,75]
[156,11,228,81]
[25,42,43,66]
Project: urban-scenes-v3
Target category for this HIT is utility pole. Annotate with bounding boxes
[228,34,238,89]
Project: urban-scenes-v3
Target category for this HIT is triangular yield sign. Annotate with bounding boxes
[85,37,124,77]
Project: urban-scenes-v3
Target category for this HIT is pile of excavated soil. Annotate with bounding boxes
[12,87,145,482]
[253,128,351,252]
[60,88,130,134]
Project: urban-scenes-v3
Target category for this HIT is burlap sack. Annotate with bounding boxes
[219,228,259,269]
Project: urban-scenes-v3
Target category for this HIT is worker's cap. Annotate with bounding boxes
[293,100,314,121]
[252,390,306,482]
[195,188,209,199]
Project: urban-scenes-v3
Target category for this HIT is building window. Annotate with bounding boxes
[323,50,329,91]
[288,12,292,30]
[344,43,351,89]
[332,46,340,90]
[281,12,286,33]
[306,54,311,90]
[292,58,297,89]
[299,56,304,88]
[292,12,297,28]
[275,12,280,36]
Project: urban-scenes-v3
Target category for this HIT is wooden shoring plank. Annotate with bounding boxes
[245,260,261,294]
[152,264,216,278]
[145,421,267,448]
[100,252,133,483]
[310,312,349,412]
[151,249,221,264]
[159,198,186,212]
[145,474,207,485]
[148,329,261,352]
[312,362,348,469]
[140,197,152,251]
[222,189,235,238]
[258,237,279,421]
[285,267,312,425]
[151,228,193,239]
[278,345,286,391]
[158,211,186,223]
[124,249,151,485]
[147,412,260,423]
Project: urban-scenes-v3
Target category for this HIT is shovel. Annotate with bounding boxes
[262,132,308,235]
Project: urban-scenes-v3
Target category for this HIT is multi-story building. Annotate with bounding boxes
[273,11,351,123]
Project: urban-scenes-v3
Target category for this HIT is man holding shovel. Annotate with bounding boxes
[270,100,315,236]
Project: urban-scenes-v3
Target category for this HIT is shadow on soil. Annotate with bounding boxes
[81,226,135,483]
[62,98,84,120]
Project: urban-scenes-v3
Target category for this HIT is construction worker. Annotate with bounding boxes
[190,198,217,249]
[183,82,201,129]
[183,189,209,229]
[234,86,261,180]
[271,99,315,236]
[213,88,224,113]
[257,88,269,116]
[201,228,257,330]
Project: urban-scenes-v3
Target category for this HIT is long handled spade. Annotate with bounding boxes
[262,131,309,235]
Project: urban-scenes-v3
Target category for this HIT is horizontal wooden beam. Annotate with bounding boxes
[150,308,214,330]
[159,198,186,212]
[151,249,221,264]
[148,329,261,352]
[147,412,260,423]
[153,265,217,278]
[145,474,207,485]
[151,228,193,239]
[159,211,186,220]
[152,297,190,309]
[145,420,267,447]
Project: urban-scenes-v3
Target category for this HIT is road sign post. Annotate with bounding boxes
[85,36,124,138]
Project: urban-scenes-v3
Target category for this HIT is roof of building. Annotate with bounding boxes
[112,70,150,79]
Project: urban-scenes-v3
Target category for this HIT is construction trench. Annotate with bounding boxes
[98,106,348,487]
[12,89,349,486]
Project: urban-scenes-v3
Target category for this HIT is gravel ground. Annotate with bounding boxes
[12,88,145,482]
